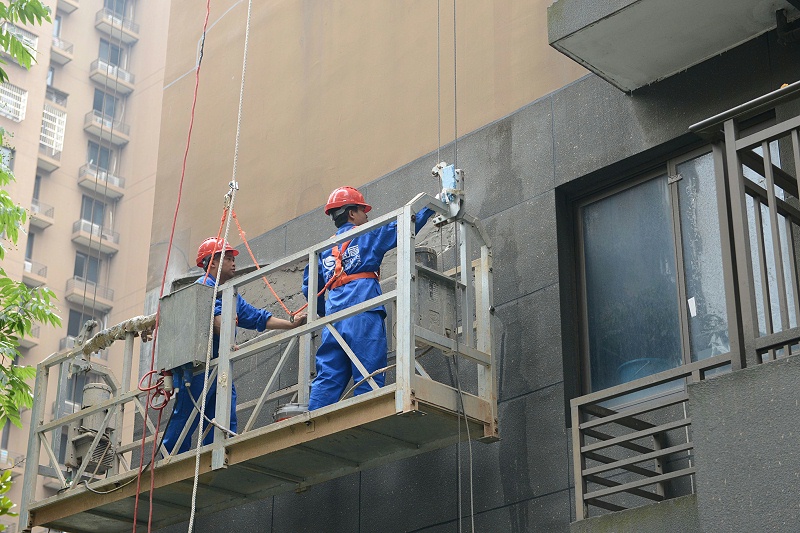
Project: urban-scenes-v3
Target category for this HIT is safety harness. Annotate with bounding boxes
[327,240,379,290]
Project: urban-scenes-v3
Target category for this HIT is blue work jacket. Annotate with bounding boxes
[197,275,273,357]
[302,206,434,318]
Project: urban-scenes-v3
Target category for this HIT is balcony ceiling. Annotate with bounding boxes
[548,0,800,91]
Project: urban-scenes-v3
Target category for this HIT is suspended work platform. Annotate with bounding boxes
[20,193,497,533]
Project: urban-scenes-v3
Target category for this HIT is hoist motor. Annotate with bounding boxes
[64,383,114,474]
[432,162,464,224]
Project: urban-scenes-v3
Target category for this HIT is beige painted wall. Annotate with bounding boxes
[150,0,585,287]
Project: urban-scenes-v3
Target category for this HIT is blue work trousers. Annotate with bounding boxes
[308,311,387,410]
[162,371,237,455]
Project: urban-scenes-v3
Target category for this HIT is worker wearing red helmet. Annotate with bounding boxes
[163,237,306,454]
[302,187,434,410]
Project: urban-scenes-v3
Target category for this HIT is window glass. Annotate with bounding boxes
[104,0,127,18]
[80,195,106,226]
[92,88,117,119]
[87,141,112,171]
[52,15,61,37]
[24,233,33,260]
[67,309,99,338]
[676,153,730,360]
[73,252,100,283]
[582,176,683,391]
[33,174,40,200]
[98,39,122,67]
[0,146,13,171]
[46,66,53,87]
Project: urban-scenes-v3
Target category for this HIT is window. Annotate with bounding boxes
[73,252,100,284]
[40,104,66,153]
[0,82,27,122]
[98,39,123,68]
[24,233,34,261]
[33,175,41,200]
[67,309,101,338]
[104,0,128,18]
[92,88,117,119]
[577,149,730,394]
[52,15,61,37]
[0,146,12,171]
[80,196,106,227]
[46,66,53,87]
[87,141,113,171]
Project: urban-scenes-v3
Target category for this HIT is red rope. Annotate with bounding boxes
[231,210,332,318]
[132,1,213,530]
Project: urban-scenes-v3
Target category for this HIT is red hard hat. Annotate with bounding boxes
[196,237,238,268]
[324,186,372,215]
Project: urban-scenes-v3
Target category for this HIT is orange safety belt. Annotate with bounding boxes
[328,240,379,290]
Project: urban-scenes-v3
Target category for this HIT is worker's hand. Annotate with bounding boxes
[292,313,308,327]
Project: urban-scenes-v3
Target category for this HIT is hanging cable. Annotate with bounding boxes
[453,0,458,169]
[130,1,213,530]
[187,0,255,529]
[437,0,441,166]
[188,185,237,532]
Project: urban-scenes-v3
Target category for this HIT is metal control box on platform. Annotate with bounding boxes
[384,248,457,350]
[158,282,214,371]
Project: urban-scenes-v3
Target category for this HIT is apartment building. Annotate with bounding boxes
[13,1,800,532]
[0,0,169,526]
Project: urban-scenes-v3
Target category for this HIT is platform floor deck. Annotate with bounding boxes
[28,383,493,533]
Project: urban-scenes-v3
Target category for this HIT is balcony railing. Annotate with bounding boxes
[22,259,47,288]
[23,259,47,277]
[83,110,130,146]
[89,58,134,85]
[95,8,139,34]
[571,355,731,519]
[66,276,114,303]
[51,37,73,54]
[44,87,68,108]
[19,324,40,348]
[72,219,119,244]
[56,0,78,14]
[0,449,25,470]
[84,110,129,136]
[79,164,125,189]
[50,36,73,65]
[59,336,77,351]
[38,143,62,162]
[30,198,54,218]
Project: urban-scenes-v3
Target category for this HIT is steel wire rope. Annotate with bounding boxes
[439,2,474,530]
[77,0,127,332]
[187,0,255,529]
[130,0,213,530]
[62,3,128,500]
[437,0,441,166]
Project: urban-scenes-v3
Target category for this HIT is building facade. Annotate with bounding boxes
[131,0,799,532]
[3,0,169,527]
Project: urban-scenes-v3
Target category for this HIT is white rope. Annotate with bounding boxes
[187,186,236,532]
[187,0,254,528]
[230,0,253,188]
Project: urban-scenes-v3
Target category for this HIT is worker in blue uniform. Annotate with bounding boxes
[303,187,434,410]
[163,237,306,454]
